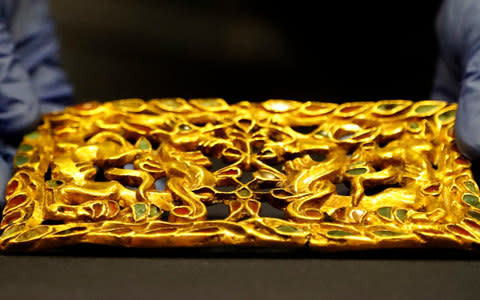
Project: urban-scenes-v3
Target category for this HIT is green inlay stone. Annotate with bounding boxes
[149,205,161,218]
[396,209,407,221]
[463,194,480,208]
[25,131,40,140]
[346,168,367,175]
[415,104,437,113]
[179,124,191,131]
[163,99,181,108]
[468,210,480,221]
[202,99,221,107]
[54,227,87,236]
[378,103,397,111]
[18,144,33,152]
[377,207,392,218]
[133,203,147,219]
[327,230,355,237]
[46,180,63,188]
[15,156,29,166]
[438,110,456,122]
[16,226,49,242]
[237,188,251,198]
[315,130,328,137]
[464,181,478,194]
[56,229,74,235]
[409,122,419,129]
[310,153,326,162]
[373,230,404,237]
[137,138,151,150]
[276,225,301,233]
[2,224,25,239]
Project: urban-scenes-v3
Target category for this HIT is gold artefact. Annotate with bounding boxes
[1,98,480,251]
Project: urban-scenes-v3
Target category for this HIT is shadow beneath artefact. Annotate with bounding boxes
[3,243,480,260]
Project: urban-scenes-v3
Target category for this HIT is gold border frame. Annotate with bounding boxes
[1,99,480,252]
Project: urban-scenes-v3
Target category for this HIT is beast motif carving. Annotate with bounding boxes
[1,98,479,251]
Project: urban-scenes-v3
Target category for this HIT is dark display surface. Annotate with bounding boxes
[0,248,478,299]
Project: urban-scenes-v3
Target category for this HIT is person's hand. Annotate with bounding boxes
[0,0,72,201]
[432,0,480,161]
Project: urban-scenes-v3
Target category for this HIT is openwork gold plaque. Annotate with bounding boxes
[1,98,480,251]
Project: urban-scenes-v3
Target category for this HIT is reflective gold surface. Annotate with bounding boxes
[1,98,480,251]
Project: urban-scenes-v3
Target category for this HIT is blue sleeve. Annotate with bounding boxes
[0,0,72,201]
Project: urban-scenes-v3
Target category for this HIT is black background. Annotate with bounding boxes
[49,0,442,103]
[5,1,478,300]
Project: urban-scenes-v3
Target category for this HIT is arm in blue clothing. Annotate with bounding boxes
[0,0,72,201]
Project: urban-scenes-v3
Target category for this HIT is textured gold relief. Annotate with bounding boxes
[1,98,480,251]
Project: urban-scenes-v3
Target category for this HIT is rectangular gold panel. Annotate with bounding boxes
[2,98,480,251]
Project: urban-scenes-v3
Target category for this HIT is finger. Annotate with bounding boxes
[0,141,15,206]
[9,0,72,113]
[0,158,11,207]
[455,49,480,162]
[431,55,460,102]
